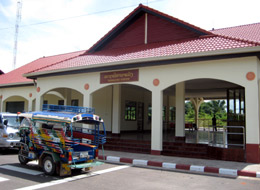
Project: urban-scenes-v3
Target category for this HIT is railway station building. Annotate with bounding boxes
[0,4,260,163]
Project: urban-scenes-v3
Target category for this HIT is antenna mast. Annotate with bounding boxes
[13,0,22,70]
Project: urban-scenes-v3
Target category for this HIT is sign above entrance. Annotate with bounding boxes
[100,69,139,84]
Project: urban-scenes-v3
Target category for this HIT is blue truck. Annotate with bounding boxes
[18,104,106,176]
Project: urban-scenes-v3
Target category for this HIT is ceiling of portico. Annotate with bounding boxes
[121,79,242,100]
[165,79,241,100]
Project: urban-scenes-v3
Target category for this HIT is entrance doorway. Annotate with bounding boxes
[6,101,24,113]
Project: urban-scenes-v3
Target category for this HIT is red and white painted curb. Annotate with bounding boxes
[98,155,260,178]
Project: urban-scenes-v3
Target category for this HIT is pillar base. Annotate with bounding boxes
[151,150,161,155]
[175,136,186,142]
[111,133,121,137]
[246,144,260,163]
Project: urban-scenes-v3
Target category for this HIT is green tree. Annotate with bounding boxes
[200,102,211,115]
[186,100,227,126]
[209,100,226,115]
[200,100,226,116]
[185,101,195,122]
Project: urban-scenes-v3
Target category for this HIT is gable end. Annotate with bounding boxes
[86,5,211,53]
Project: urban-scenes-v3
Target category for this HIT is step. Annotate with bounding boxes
[104,138,209,158]
[106,138,151,144]
[105,142,150,149]
[104,144,150,154]
[104,141,151,148]
[162,150,209,159]
[163,146,208,152]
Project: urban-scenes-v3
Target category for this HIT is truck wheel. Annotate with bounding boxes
[43,156,56,175]
[18,150,28,165]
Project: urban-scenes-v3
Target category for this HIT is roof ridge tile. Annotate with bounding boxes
[212,22,260,31]
[214,33,260,46]
[26,54,82,74]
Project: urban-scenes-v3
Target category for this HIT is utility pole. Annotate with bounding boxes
[13,0,22,70]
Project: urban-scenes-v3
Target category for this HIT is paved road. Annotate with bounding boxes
[0,149,260,190]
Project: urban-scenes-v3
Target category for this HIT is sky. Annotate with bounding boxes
[0,0,259,73]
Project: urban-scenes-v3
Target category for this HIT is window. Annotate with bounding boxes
[20,118,31,129]
[227,88,245,122]
[58,100,64,105]
[169,106,175,121]
[71,99,79,106]
[6,101,24,113]
[162,106,165,121]
[148,105,152,121]
[125,101,136,121]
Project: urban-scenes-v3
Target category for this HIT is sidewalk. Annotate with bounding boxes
[98,150,260,178]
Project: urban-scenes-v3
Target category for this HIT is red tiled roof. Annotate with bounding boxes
[211,23,260,44]
[29,35,259,73]
[0,50,85,86]
[1,5,260,86]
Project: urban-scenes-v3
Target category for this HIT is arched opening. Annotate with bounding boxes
[162,78,245,161]
[92,84,152,153]
[3,96,28,113]
[42,88,83,107]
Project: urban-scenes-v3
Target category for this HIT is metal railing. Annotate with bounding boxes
[223,126,245,149]
[185,119,227,130]
[208,125,245,149]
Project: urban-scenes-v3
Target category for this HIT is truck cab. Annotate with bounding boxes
[18,104,106,176]
[0,113,21,149]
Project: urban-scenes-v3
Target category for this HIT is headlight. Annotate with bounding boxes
[8,133,14,139]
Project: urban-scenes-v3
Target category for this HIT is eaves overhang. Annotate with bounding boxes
[24,46,260,80]
[0,81,34,89]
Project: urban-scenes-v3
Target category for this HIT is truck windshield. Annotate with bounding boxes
[3,116,20,129]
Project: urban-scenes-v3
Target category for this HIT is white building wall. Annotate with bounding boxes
[120,85,151,131]
[92,86,112,132]
[1,56,259,154]
[0,86,35,112]
[43,94,62,105]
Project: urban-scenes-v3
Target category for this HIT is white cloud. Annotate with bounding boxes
[21,0,92,21]
[0,48,13,72]
[163,0,260,30]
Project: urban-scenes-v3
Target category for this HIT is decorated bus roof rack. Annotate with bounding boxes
[42,104,95,114]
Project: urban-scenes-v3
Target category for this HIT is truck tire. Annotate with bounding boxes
[43,156,56,175]
[18,149,29,165]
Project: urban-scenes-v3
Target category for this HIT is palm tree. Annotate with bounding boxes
[208,100,226,115]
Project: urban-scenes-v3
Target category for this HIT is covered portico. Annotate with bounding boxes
[24,55,260,163]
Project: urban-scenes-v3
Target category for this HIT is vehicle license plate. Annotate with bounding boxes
[80,152,88,158]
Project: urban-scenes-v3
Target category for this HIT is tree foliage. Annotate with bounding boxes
[185,100,227,126]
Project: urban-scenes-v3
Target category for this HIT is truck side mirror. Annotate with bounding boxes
[3,120,8,126]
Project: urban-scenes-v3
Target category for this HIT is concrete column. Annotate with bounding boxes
[35,94,43,111]
[175,82,185,138]
[151,90,163,155]
[245,84,260,163]
[190,97,204,128]
[64,89,72,105]
[2,100,6,112]
[83,93,93,108]
[28,100,33,112]
[0,98,2,112]
[165,95,170,130]
[112,85,121,134]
